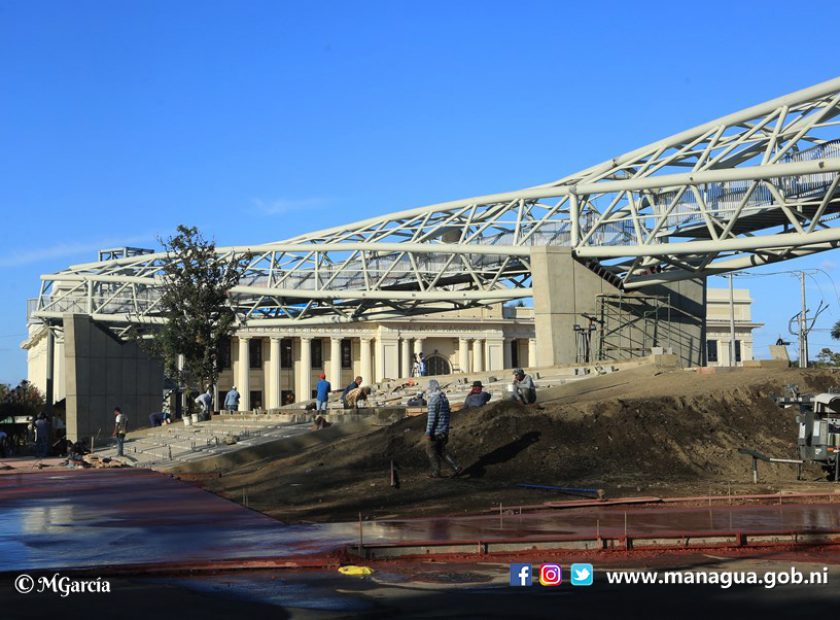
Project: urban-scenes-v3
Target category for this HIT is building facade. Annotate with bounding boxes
[24,288,763,414]
[704,287,764,367]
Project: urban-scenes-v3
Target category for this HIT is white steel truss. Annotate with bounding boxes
[31,77,840,332]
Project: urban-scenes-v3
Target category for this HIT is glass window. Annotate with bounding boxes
[281,339,293,367]
[510,339,519,369]
[735,340,742,362]
[217,337,231,370]
[249,339,262,369]
[707,339,718,363]
[250,390,263,409]
[341,339,352,369]
[311,339,323,369]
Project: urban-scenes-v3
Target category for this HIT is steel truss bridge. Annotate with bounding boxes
[30,77,840,336]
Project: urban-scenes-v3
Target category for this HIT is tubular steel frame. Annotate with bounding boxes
[31,77,840,335]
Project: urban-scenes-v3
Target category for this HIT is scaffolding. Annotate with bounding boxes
[596,294,674,361]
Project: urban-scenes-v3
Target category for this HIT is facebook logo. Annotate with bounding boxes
[510,563,533,586]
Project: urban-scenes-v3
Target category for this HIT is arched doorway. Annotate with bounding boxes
[426,355,451,376]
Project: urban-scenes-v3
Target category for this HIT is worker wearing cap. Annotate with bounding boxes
[463,380,491,409]
[511,368,537,405]
[224,386,240,412]
[316,373,331,411]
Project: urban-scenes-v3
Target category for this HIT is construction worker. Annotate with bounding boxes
[345,386,371,409]
[463,380,491,409]
[425,379,462,478]
[224,386,240,411]
[342,376,362,409]
[511,368,537,405]
[112,407,128,457]
[195,388,213,417]
[316,373,331,411]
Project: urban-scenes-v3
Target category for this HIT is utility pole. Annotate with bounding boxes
[728,274,736,367]
[800,271,808,368]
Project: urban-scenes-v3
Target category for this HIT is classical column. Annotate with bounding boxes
[360,337,373,384]
[503,337,513,370]
[473,338,485,372]
[528,338,537,369]
[374,337,384,383]
[459,337,470,374]
[268,337,281,409]
[413,338,425,356]
[238,337,251,411]
[401,337,411,378]
[330,337,342,387]
[299,336,312,401]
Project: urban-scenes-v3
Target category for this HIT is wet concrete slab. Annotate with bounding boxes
[5,468,840,574]
[0,468,358,572]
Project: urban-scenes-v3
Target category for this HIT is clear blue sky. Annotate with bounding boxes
[2,0,840,382]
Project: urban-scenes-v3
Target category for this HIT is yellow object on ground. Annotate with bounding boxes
[338,565,374,576]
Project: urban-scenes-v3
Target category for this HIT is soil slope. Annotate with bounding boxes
[197,366,840,521]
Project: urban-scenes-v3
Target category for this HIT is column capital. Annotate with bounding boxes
[299,335,312,342]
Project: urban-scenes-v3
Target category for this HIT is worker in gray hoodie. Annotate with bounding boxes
[424,379,462,478]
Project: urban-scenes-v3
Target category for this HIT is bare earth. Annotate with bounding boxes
[195,366,840,522]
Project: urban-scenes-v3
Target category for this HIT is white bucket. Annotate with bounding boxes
[191,413,200,424]
[183,416,192,426]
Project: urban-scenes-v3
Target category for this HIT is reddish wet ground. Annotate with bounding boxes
[4,468,840,574]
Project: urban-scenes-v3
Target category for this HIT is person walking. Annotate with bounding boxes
[341,376,362,409]
[112,407,128,457]
[424,379,462,478]
[463,380,491,409]
[511,368,537,405]
[316,373,331,411]
[418,352,428,377]
[224,386,240,412]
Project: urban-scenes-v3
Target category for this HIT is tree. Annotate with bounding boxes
[137,225,250,397]
[816,347,840,367]
[0,380,45,419]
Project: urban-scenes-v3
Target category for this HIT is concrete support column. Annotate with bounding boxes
[503,338,513,370]
[237,337,250,411]
[299,337,312,402]
[177,353,187,413]
[401,337,412,378]
[413,338,425,356]
[528,338,537,369]
[268,337,281,409]
[360,337,373,384]
[330,337,342,387]
[458,338,470,374]
[473,338,485,372]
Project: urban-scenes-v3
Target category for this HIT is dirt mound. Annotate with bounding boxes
[198,367,840,521]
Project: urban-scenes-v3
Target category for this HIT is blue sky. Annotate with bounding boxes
[2,0,840,382]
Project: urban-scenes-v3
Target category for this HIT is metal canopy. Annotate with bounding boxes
[31,77,840,332]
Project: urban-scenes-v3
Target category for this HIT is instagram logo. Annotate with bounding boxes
[539,563,562,586]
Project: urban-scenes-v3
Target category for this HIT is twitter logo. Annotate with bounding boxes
[570,563,594,586]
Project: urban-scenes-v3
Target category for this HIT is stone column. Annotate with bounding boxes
[459,338,470,374]
[401,337,411,378]
[528,338,537,369]
[413,338,425,356]
[268,337,281,409]
[503,338,513,370]
[360,337,373,384]
[299,336,312,402]
[375,337,385,383]
[473,338,485,372]
[238,337,250,411]
[330,337,342,387]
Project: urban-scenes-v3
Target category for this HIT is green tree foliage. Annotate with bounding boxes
[138,225,249,392]
[0,380,45,419]
[817,347,840,367]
